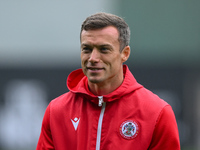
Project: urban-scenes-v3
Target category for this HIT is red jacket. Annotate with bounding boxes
[37,65,180,150]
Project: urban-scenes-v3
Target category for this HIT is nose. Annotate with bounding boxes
[88,49,100,63]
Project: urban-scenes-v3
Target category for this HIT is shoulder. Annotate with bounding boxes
[45,91,81,121]
[126,86,170,125]
[133,87,168,109]
[49,91,76,110]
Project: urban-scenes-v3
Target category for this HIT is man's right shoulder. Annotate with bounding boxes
[50,91,77,109]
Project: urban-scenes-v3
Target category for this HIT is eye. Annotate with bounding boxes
[100,47,107,51]
[100,47,109,53]
[82,46,92,53]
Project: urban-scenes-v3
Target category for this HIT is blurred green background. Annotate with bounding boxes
[118,0,200,68]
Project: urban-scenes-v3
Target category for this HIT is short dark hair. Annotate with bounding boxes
[81,12,130,51]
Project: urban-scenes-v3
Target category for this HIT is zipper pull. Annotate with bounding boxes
[98,96,104,107]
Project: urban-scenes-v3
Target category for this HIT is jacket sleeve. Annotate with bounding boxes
[36,103,55,150]
[148,105,181,150]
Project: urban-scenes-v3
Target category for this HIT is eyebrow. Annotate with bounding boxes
[81,43,90,47]
[81,43,112,48]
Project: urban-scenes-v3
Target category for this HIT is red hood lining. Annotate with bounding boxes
[67,65,143,103]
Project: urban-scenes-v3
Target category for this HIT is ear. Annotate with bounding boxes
[121,46,131,63]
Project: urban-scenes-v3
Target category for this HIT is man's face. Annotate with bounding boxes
[80,26,127,86]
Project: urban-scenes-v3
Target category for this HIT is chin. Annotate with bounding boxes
[89,79,100,83]
[88,78,103,84]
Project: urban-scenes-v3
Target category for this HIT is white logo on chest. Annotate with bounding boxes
[71,117,80,131]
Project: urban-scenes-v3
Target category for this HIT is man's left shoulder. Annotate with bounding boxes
[134,87,169,109]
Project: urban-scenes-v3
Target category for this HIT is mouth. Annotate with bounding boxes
[86,67,104,72]
[88,68,102,70]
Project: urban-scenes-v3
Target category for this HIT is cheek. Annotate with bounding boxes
[109,57,123,71]
[81,55,88,64]
[109,55,122,65]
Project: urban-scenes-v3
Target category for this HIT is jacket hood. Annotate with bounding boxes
[67,65,143,104]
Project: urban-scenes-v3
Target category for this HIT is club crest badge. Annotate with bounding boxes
[119,120,139,139]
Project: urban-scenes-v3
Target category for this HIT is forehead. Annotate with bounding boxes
[81,26,119,43]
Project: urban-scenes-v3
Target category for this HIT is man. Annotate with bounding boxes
[36,12,180,150]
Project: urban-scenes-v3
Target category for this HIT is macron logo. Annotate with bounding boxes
[71,117,80,131]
